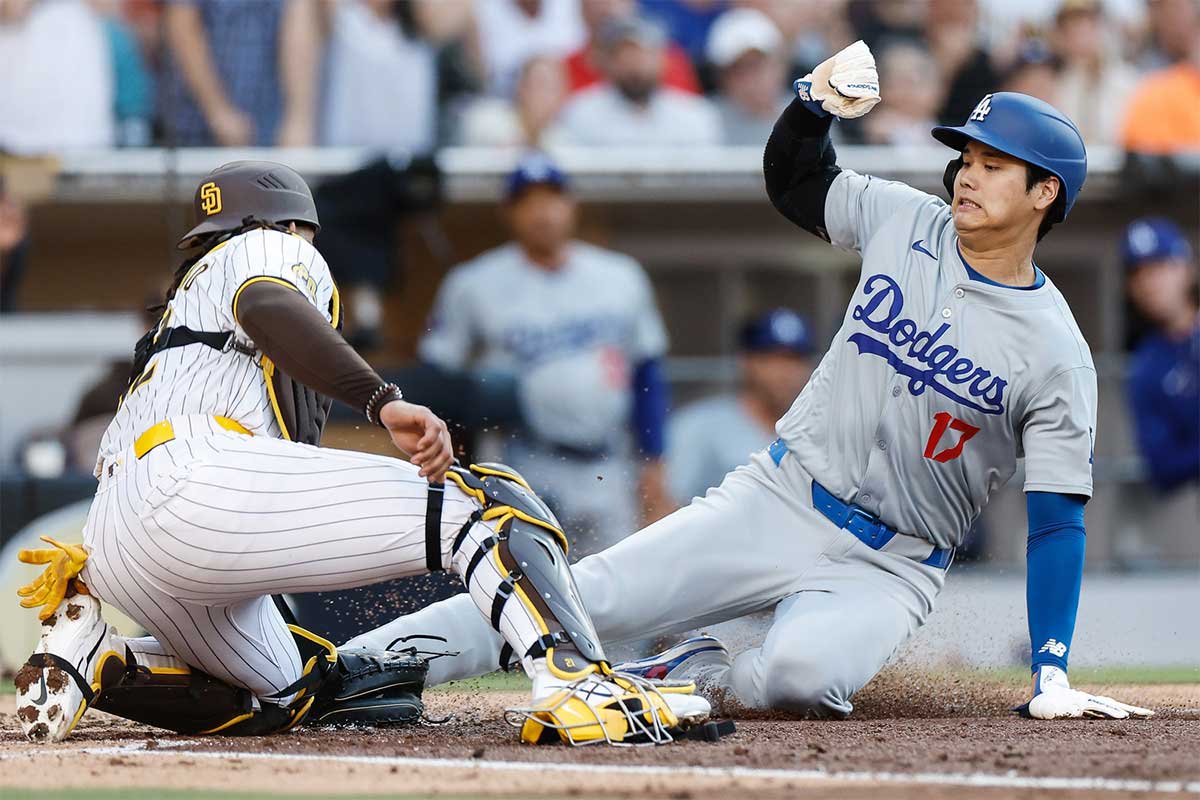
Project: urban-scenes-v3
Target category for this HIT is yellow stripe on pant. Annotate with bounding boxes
[133,416,251,460]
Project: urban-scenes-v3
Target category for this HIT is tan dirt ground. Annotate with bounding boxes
[2,676,1198,799]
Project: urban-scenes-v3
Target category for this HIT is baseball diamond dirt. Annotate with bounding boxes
[3,670,1198,799]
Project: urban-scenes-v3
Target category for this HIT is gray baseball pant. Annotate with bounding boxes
[350,447,947,716]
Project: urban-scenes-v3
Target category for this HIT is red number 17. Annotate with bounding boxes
[923,412,980,463]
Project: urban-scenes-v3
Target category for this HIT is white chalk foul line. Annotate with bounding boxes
[3,743,1199,795]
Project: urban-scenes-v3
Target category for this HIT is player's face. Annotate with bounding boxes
[952,141,1058,241]
[1127,258,1197,324]
[741,351,813,417]
[507,185,576,257]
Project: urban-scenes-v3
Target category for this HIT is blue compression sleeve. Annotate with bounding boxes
[1026,491,1087,673]
[631,358,668,458]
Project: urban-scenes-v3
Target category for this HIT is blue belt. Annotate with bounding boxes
[768,438,954,570]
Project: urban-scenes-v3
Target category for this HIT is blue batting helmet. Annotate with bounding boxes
[932,92,1087,220]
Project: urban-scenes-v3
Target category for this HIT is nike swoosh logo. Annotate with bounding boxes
[912,240,937,259]
[33,674,48,705]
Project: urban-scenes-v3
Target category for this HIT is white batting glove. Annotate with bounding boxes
[1019,666,1154,720]
[793,40,881,120]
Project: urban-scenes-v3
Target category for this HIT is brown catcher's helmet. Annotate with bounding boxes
[177,161,321,249]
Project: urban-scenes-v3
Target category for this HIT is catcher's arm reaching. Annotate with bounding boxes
[235,280,453,477]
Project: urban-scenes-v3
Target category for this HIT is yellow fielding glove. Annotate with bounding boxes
[17,536,90,621]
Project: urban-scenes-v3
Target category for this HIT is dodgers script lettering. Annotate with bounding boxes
[850,274,1007,415]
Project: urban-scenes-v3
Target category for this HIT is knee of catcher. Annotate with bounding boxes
[761,650,849,718]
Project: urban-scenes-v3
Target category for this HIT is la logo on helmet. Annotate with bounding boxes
[969,95,993,123]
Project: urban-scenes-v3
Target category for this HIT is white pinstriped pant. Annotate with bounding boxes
[82,415,491,702]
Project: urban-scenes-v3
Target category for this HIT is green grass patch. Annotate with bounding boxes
[961,665,1200,685]
[429,670,529,693]
[1,680,14,695]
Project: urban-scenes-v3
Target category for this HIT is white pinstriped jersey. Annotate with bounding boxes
[96,228,336,471]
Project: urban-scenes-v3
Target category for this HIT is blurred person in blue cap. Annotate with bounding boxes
[666,308,815,505]
[418,152,673,552]
[1123,217,1200,493]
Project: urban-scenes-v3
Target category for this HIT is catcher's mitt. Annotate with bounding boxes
[305,648,429,727]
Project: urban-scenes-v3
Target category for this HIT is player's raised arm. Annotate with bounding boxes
[762,41,879,241]
[765,41,942,254]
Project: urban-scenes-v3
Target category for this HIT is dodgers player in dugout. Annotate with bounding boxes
[667,308,815,506]
[14,161,708,745]
[418,154,673,552]
[354,41,1153,720]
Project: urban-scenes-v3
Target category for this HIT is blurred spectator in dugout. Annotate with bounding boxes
[160,0,319,146]
[0,178,30,312]
[1121,5,1200,155]
[418,154,672,554]
[1051,0,1139,147]
[457,55,570,147]
[706,7,791,145]
[860,40,944,146]
[1122,218,1200,494]
[666,308,815,505]
[557,14,721,146]
[566,0,700,95]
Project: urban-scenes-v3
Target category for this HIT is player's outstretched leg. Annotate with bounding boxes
[351,449,831,688]
[437,463,713,745]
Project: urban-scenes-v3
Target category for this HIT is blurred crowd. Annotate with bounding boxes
[1,0,1196,561]
[1,0,1199,155]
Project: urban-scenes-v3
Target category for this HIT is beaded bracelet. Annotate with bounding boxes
[365,382,404,427]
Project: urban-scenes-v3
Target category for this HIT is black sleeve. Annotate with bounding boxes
[236,281,385,413]
[762,98,843,242]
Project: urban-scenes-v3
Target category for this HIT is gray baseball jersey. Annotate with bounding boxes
[419,241,668,451]
[666,395,775,503]
[420,241,668,550]
[777,170,1096,549]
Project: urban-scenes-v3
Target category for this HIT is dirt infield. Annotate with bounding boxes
[2,672,1198,799]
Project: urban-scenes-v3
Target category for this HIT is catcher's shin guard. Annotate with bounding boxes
[437,464,713,745]
[443,464,604,678]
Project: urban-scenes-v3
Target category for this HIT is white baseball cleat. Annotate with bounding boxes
[613,635,733,686]
[13,583,125,742]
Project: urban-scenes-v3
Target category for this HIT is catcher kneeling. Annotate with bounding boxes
[13,162,711,746]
